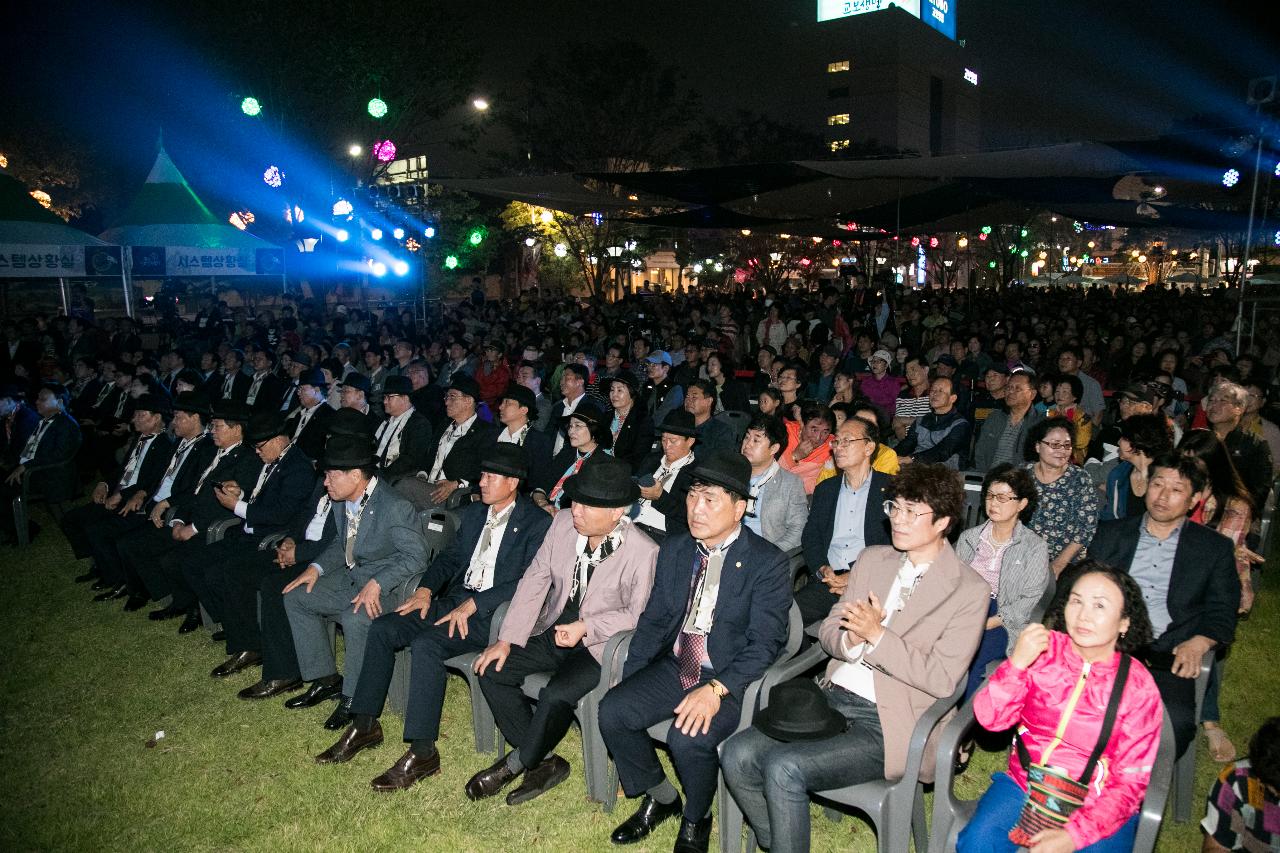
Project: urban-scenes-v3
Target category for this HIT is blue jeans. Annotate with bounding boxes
[721,684,884,853]
[957,772,1139,853]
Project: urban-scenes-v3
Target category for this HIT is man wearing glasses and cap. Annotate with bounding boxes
[397,374,499,511]
[641,351,684,425]
[314,443,551,789]
[600,450,791,853]
[283,367,334,461]
[373,375,434,482]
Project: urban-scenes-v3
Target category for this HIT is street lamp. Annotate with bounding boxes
[348,144,363,158]
[472,97,490,112]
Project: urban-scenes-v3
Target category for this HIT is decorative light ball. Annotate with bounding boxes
[424,226,436,238]
[367,98,388,119]
[980,225,993,234]
[373,140,397,162]
[957,237,969,249]
[1274,161,1280,177]
[929,237,939,248]
[241,97,262,116]
[1273,230,1280,247]
[553,243,568,258]
[392,260,410,276]
[332,198,353,217]
[263,166,283,188]
[539,209,554,224]
[30,189,52,209]
[405,237,421,253]
[444,255,459,269]
[1137,254,1147,263]
[468,228,484,246]
[392,227,405,240]
[370,228,383,241]
[348,144,363,157]
[1222,168,1241,188]
[524,237,536,247]
[693,263,703,273]
[910,236,920,247]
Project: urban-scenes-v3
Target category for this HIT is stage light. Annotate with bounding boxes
[332,199,353,217]
[370,261,387,277]
[1222,168,1241,187]
[424,226,436,238]
[392,260,410,276]
[367,97,388,118]
[444,255,459,269]
[241,97,261,116]
[370,228,383,241]
[373,140,397,162]
[335,229,349,242]
[263,166,283,188]
[393,227,405,240]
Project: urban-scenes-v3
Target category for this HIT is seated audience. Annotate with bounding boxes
[1201,716,1280,853]
[1025,416,1099,576]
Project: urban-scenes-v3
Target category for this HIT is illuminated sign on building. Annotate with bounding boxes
[817,0,955,40]
[963,68,979,86]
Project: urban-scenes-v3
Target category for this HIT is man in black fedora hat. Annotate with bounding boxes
[396,373,498,511]
[631,410,700,542]
[339,372,375,420]
[315,443,552,789]
[76,392,217,607]
[600,450,791,853]
[60,393,176,600]
[183,411,318,678]
[465,458,659,807]
[280,433,428,730]
[495,382,553,491]
[246,349,286,413]
[121,399,263,633]
[372,374,434,482]
[283,367,334,461]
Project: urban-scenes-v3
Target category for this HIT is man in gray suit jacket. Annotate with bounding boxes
[281,434,428,730]
[740,414,808,554]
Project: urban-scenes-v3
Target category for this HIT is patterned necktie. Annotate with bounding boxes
[344,506,359,567]
[118,435,153,488]
[677,547,711,690]
[21,419,51,462]
[464,503,516,590]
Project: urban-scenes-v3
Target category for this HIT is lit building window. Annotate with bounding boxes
[827,114,850,126]
[830,139,851,152]
[827,60,850,73]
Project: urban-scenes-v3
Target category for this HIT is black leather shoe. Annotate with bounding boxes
[371,748,441,791]
[91,578,111,591]
[673,815,712,853]
[283,679,342,709]
[123,594,149,612]
[315,721,383,764]
[506,754,570,806]
[238,678,303,700]
[211,651,262,678]
[210,630,226,642]
[74,570,99,584]
[177,610,202,634]
[148,605,184,622]
[93,585,129,602]
[464,755,520,801]
[323,696,354,730]
[610,794,684,845]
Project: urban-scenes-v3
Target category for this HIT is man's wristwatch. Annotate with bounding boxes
[708,679,729,699]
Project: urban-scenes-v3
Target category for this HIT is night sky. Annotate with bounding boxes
[3,0,1276,226]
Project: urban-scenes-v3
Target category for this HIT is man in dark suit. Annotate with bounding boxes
[280,434,428,730]
[121,400,261,633]
[314,444,552,790]
[631,410,700,542]
[495,382,554,491]
[600,451,792,853]
[245,349,286,413]
[60,393,176,597]
[544,363,590,454]
[797,415,893,625]
[1,383,81,542]
[283,367,334,461]
[182,412,319,676]
[684,379,735,457]
[373,375,434,482]
[68,356,105,422]
[1080,452,1240,758]
[395,374,497,510]
[81,392,216,604]
[210,349,252,403]
[0,384,39,467]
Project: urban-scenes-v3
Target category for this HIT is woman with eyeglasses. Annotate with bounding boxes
[1025,416,1099,576]
[955,464,1053,699]
[532,400,612,516]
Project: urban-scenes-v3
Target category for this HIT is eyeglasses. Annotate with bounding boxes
[1039,440,1074,451]
[831,437,872,449]
[444,392,467,402]
[883,500,935,524]
[984,491,1021,504]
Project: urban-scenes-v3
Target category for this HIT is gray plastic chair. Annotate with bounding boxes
[1256,479,1278,558]
[420,508,460,562]
[1171,652,1214,822]
[929,701,1177,853]
[11,456,79,547]
[714,410,752,444]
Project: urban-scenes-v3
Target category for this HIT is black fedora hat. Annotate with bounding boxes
[341,373,371,393]
[481,443,529,480]
[318,433,376,470]
[607,372,640,396]
[657,409,698,438]
[499,382,537,414]
[562,458,639,507]
[173,391,212,417]
[211,399,252,425]
[449,374,482,401]
[753,678,847,742]
[246,412,289,444]
[382,375,413,396]
[564,396,606,428]
[298,367,328,389]
[690,450,751,497]
[132,393,172,416]
[327,407,373,438]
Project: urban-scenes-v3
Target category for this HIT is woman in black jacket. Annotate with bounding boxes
[707,352,750,414]
[606,373,654,472]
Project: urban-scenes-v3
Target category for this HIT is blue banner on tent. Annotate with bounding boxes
[256,248,284,275]
[131,246,165,277]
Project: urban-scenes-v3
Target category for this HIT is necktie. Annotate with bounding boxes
[280,384,297,412]
[195,448,227,493]
[677,547,711,690]
[155,438,196,502]
[464,504,515,590]
[247,460,277,502]
[21,419,51,462]
[118,435,153,488]
[247,374,264,404]
[223,373,234,398]
[344,507,359,567]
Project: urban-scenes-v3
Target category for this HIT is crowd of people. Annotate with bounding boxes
[1,279,1277,852]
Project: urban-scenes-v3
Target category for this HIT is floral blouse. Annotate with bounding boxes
[1024,462,1099,562]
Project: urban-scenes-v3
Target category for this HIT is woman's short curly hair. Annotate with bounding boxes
[1044,560,1154,654]
[888,463,965,536]
[982,463,1039,523]
[1025,415,1076,461]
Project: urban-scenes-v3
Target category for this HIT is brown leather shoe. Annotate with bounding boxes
[464,754,519,801]
[370,748,441,792]
[315,722,383,764]
[505,754,570,805]
[238,678,303,700]
[211,651,263,678]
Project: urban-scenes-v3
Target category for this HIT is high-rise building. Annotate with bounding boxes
[809,4,980,156]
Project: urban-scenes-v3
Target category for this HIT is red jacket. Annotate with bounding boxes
[974,630,1163,849]
[474,359,512,407]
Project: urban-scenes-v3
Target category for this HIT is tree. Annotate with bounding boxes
[687,110,824,165]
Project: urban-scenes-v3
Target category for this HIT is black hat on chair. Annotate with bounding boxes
[752,679,847,742]
[562,458,639,507]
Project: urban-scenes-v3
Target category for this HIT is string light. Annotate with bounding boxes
[373,140,397,162]
[262,166,283,188]
[241,97,261,116]
[367,97,388,118]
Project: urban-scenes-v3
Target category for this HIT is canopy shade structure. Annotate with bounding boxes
[0,172,121,284]
[0,173,109,246]
[432,172,686,215]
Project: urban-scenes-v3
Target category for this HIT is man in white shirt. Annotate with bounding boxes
[631,410,699,542]
[740,413,808,554]
[372,375,433,481]
[495,382,553,489]
[395,375,498,510]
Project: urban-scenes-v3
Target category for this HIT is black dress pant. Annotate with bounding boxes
[60,502,110,559]
[479,627,602,769]
[178,532,255,625]
[93,514,154,591]
[351,600,488,743]
[258,569,302,682]
[793,577,839,626]
[209,544,284,655]
[119,526,195,609]
[1148,655,1197,758]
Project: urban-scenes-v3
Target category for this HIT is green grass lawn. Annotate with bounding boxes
[1,508,1277,852]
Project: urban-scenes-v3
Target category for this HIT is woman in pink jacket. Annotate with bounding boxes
[958,561,1164,853]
